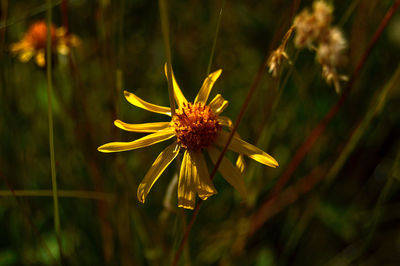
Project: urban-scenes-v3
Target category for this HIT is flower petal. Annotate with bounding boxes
[164,63,187,107]
[124,90,171,116]
[114,120,170,133]
[208,147,247,200]
[137,142,180,203]
[178,150,197,209]
[69,35,81,47]
[215,118,246,173]
[10,41,26,53]
[35,50,45,67]
[18,48,34,62]
[216,131,279,168]
[98,128,175,153]
[194,69,222,104]
[191,151,217,200]
[218,116,233,128]
[209,94,228,115]
[57,43,70,55]
[236,154,246,174]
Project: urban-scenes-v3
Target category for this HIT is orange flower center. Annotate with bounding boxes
[172,102,221,151]
[25,21,58,49]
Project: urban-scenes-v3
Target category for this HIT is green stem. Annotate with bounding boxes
[46,0,61,252]
[159,0,175,116]
[206,0,226,75]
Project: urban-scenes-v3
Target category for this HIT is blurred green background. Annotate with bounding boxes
[1,0,400,265]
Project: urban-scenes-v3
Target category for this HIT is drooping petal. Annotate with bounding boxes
[208,147,247,200]
[137,142,180,203]
[57,43,70,55]
[124,90,171,116]
[194,69,222,104]
[236,154,246,174]
[98,128,175,153]
[114,120,170,133]
[191,151,217,200]
[216,118,246,173]
[218,116,233,128]
[18,48,34,62]
[69,35,81,47]
[209,94,229,115]
[164,63,187,107]
[35,50,45,67]
[178,150,196,209]
[10,41,26,53]
[216,131,279,168]
[56,27,67,37]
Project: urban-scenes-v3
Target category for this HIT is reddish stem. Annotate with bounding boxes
[61,0,69,33]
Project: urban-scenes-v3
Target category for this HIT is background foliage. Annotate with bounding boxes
[1,0,400,265]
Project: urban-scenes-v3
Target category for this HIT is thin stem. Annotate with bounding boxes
[0,0,8,52]
[116,0,125,117]
[60,0,68,32]
[338,0,361,28]
[46,0,61,254]
[206,0,226,75]
[0,189,113,201]
[159,0,175,116]
[172,201,202,266]
[250,0,400,235]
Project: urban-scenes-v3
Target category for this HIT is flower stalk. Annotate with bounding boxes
[46,0,61,256]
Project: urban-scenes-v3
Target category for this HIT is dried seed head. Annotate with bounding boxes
[321,64,348,93]
[317,27,346,66]
[268,47,289,77]
[317,27,347,93]
[267,27,293,77]
[293,1,333,48]
[313,1,333,29]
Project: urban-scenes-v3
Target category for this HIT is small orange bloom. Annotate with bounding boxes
[10,21,80,67]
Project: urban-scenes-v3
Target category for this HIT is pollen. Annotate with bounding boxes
[25,21,58,50]
[172,102,221,151]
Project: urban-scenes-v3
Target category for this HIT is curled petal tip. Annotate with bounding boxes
[97,146,107,153]
[178,204,195,210]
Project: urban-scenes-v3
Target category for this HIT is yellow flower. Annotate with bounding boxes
[10,21,80,67]
[98,65,279,209]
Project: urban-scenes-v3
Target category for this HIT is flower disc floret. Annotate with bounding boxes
[172,102,221,151]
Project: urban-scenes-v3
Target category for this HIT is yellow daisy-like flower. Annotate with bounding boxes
[98,65,279,209]
[10,21,80,67]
